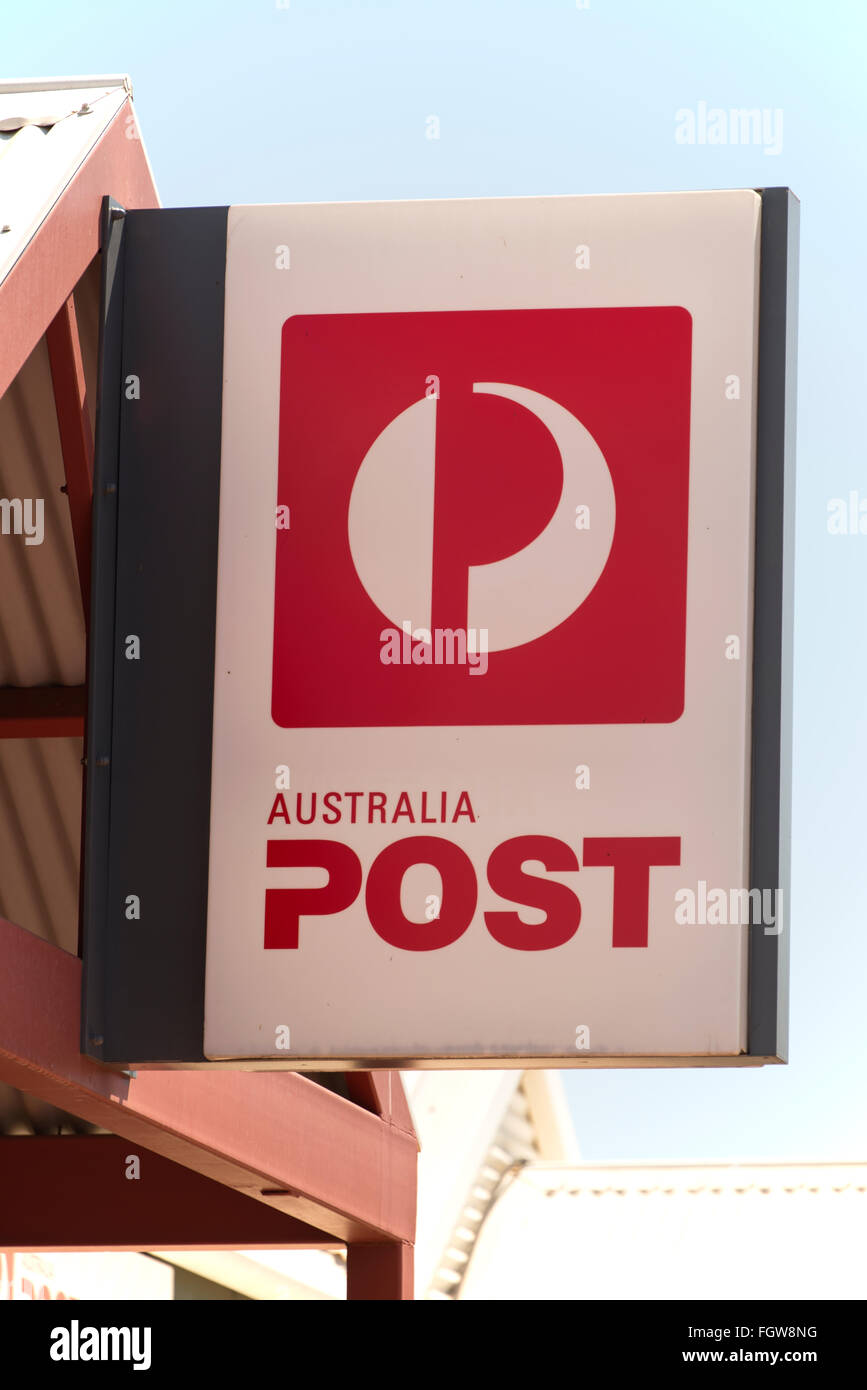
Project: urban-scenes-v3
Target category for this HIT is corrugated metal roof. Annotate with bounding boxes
[0,79,117,1140]
[0,251,95,959]
[426,1079,540,1300]
[0,70,105,960]
[0,323,87,687]
[0,735,81,950]
[0,78,131,286]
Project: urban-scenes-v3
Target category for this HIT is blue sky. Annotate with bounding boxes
[7,0,867,1160]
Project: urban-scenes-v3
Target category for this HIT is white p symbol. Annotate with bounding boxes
[348,382,616,652]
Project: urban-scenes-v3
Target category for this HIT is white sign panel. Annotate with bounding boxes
[200,191,789,1066]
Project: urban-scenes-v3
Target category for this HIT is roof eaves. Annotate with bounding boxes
[0,75,132,98]
[0,85,132,289]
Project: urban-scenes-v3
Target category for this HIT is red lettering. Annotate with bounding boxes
[366,836,476,951]
[368,791,387,824]
[391,791,415,823]
[267,793,290,825]
[485,836,581,950]
[582,836,681,947]
[452,790,476,822]
[265,839,362,948]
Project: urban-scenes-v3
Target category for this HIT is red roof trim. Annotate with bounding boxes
[0,97,159,400]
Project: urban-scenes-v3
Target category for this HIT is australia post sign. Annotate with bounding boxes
[81,189,797,1068]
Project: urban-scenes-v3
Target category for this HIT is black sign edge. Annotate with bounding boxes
[80,196,127,1062]
[81,204,230,1065]
[747,186,799,1061]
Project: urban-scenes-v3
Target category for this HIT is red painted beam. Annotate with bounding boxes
[347,1241,414,1301]
[345,1071,417,1140]
[0,918,417,1248]
[0,1136,339,1252]
[0,97,159,401]
[46,295,94,616]
[0,685,86,738]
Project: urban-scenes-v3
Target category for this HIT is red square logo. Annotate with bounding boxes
[272,307,690,727]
